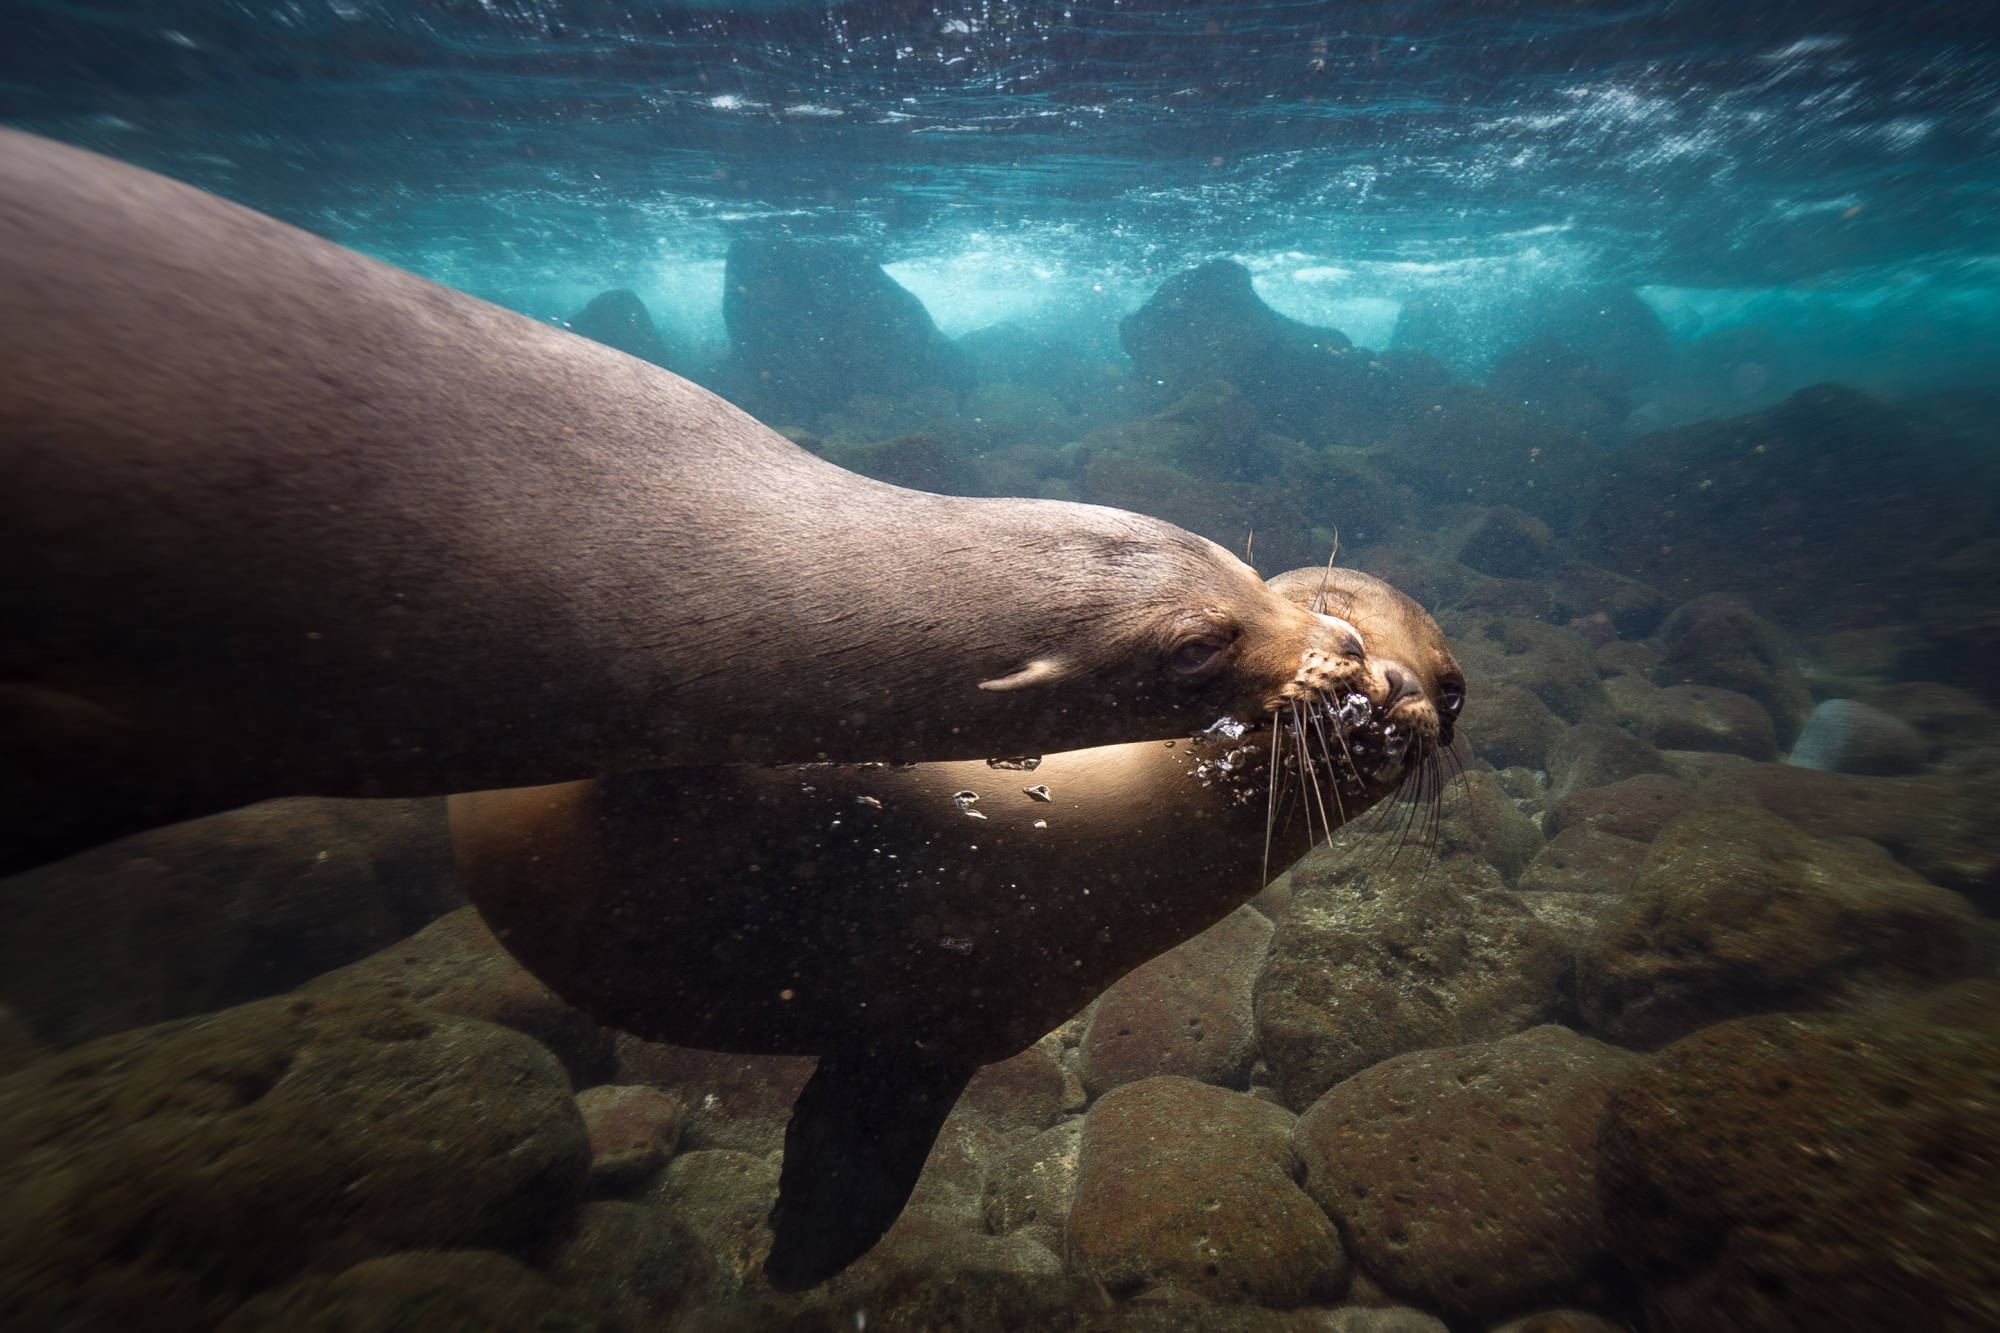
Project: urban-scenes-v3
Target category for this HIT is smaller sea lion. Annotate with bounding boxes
[450,567,1465,1288]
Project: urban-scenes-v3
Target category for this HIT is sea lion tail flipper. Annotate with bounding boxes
[763,1048,975,1291]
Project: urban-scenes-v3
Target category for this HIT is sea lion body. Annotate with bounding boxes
[450,567,1464,1288]
[0,130,1361,871]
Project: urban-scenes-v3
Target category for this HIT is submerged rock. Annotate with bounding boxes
[547,1201,721,1330]
[1580,385,1990,634]
[1599,1013,2000,1332]
[1611,680,1778,761]
[301,905,615,1086]
[1455,505,1557,580]
[613,1039,815,1158]
[1295,1026,1645,1322]
[1254,849,1567,1110]
[1544,723,1669,802]
[1487,337,1634,442]
[0,796,456,1049]
[647,1149,781,1297]
[1459,681,1563,771]
[1787,698,1928,775]
[1541,772,1694,843]
[567,287,672,366]
[218,1250,598,1333]
[1650,593,1813,747]
[718,235,971,423]
[0,994,589,1332]
[1066,1077,1348,1307]
[1577,807,1988,1048]
[1080,905,1270,1097]
[1548,561,1668,640]
[1449,615,1608,725]
[1516,826,1651,897]
[1121,260,1348,401]
[574,1083,682,1196]
[982,1119,1083,1257]
[1694,760,2000,908]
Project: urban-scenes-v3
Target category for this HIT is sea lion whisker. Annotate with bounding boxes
[1261,705,1281,887]
[1286,700,1321,848]
[1295,700,1341,848]
[1304,699,1350,829]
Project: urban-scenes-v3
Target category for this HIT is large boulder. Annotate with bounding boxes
[1376,383,1603,519]
[1577,807,1989,1048]
[0,797,457,1049]
[1065,1077,1348,1307]
[1295,1026,1645,1322]
[0,994,589,1332]
[1610,680,1778,761]
[1254,848,1568,1110]
[1787,698,1928,774]
[718,235,971,423]
[219,1250,599,1333]
[1391,284,1668,389]
[1121,261,1344,397]
[1650,593,1813,746]
[1579,385,1993,632]
[1696,761,2000,908]
[1541,773,1694,843]
[301,906,615,1086]
[1486,338,1633,442]
[566,287,672,366]
[1120,260,1441,449]
[1448,615,1608,725]
[1080,905,1270,1097]
[982,1119,1082,1257]
[1599,1013,2000,1332]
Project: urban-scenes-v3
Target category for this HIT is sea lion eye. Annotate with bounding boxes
[1438,680,1465,715]
[1167,637,1229,675]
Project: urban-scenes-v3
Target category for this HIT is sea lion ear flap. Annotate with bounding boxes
[978,656,1074,693]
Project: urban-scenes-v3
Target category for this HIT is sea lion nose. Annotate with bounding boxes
[1382,664,1418,706]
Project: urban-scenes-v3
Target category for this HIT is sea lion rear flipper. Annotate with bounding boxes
[763,1048,976,1291]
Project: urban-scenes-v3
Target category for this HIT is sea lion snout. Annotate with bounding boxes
[1277,615,1367,708]
[1365,655,1444,748]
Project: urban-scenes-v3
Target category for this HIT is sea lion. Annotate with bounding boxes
[449,566,1465,1289]
[0,130,1364,873]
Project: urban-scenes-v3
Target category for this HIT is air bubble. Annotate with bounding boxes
[1022,784,1053,802]
[855,795,883,809]
[1202,717,1248,742]
[986,755,1042,771]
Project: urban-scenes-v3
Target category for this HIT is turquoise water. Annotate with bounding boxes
[3,5,1998,1331]
[6,2,1997,399]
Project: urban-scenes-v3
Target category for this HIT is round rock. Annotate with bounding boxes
[1255,850,1568,1110]
[1294,1026,1644,1322]
[1577,807,1989,1048]
[1599,1013,2000,1331]
[0,993,589,1332]
[1066,1077,1348,1307]
[1080,905,1271,1097]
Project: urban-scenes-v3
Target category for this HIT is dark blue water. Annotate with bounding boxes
[5,1,1997,402]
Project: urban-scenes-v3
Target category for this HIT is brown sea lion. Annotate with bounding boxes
[0,130,1364,873]
[449,566,1464,1289]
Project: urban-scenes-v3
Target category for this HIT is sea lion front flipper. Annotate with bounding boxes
[763,1047,976,1291]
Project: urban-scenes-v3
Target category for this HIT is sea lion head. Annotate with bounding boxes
[1264,565,1466,795]
[976,521,1372,736]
